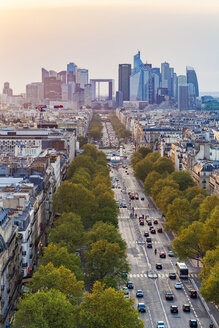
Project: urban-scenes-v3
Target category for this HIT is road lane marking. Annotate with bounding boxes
[154,280,171,328]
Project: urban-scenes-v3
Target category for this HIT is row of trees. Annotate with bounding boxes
[88,114,103,141]
[109,113,131,141]
[131,147,219,305]
[13,145,143,328]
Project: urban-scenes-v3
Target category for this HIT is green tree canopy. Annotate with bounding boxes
[190,194,206,220]
[170,170,195,191]
[144,170,162,195]
[184,186,206,200]
[153,157,174,175]
[156,186,182,215]
[49,212,84,253]
[145,151,160,163]
[67,155,94,179]
[79,282,144,328]
[28,263,84,304]
[86,221,126,251]
[165,197,192,233]
[199,194,219,222]
[134,157,153,181]
[85,239,129,287]
[52,182,97,225]
[13,289,77,328]
[130,152,143,168]
[77,136,88,148]
[151,178,179,202]
[137,147,152,158]
[40,244,83,280]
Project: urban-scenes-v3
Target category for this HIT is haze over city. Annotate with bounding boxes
[0,0,218,94]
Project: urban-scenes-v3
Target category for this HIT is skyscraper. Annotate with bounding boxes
[3,82,13,96]
[41,68,49,83]
[178,85,189,110]
[118,64,131,101]
[77,69,89,88]
[161,62,171,96]
[186,66,199,97]
[44,77,62,101]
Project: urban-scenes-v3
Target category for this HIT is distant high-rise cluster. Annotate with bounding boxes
[118,51,199,110]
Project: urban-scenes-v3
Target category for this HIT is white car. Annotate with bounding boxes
[157,321,165,328]
[175,282,182,289]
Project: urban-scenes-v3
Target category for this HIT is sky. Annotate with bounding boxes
[0,0,218,94]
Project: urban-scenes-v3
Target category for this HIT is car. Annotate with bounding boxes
[175,282,182,289]
[157,321,165,328]
[157,227,163,233]
[127,172,129,175]
[127,282,134,289]
[136,290,144,297]
[170,305,178,313]
[139,220,144,226]
[122,287,129,295]
[169,273,176,280]
[149,226,154,231]
[183,304,191,312]
[189,319,198,327]
[137,303,146,312]
[160,252,166,258]
[144,232,149,237]
[168,251,174,257]
[146,237,151,243]
[189,289,198,298]
[156,263,162,270]
[165,292,174,300]
[154,219,158,224]
[141,197,144,201]
[151,229,156,234]
[147,243,152,248]
[148,221,152,226]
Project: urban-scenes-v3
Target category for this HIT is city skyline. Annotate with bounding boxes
[0,1,218,93]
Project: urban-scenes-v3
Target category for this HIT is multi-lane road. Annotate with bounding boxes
[110,158,219,328]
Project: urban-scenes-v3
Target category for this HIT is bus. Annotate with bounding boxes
[176,262,189,279]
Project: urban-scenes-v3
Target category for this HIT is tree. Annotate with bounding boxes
[71,170,91,190]
[184,186,206,200]
[92,174,111,190]
[41,244,83,280]
[172,221,216,261]
[79,282,144,328]
[170,171,195,191]
[144,171,161,195]
[137,147,152,158]
[134,157,153,181]
[67,155,94,179]
[28,263,84,304]
[156,186,182,215]
[199,247,219,282]
[190,194,206,220]
[49,213,84,253]
[145,152,160,163]
[165,198,191,233]
[86,221,126,251]
[85,239,129,287]
[13,289,77,328]
[94,206,118,227]
[130,152,143,168]
[199,194,219,222]
[151,178,179,202]
[93,183,113,197]
[78,136,88,148]
[52,182,97,225]
[153,157,174,174]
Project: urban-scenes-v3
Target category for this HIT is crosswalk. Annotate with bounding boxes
[128,273,199,279]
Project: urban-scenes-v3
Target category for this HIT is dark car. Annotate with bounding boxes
[144,232,149,237]
[160,252,166,258]
[165,292,174,300]
[148,221,152,226]
[170,305,178,313]
[189,319,198,327]
[157,227,163,233]
[189,290,198,298]
[146,237,151,243]
[156,263,162,270]
[151,229,156,234]
[183,304,191,312]
[141,197,144,201]
[139,220,144,226]
[169,273,176,280]
[127,282,134,289]
[154,219,158,224]
[147,243,152,248]
[149,226,154,230]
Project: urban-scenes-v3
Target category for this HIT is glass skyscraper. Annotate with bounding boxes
[186,66,199,97]
[118,64,131,101]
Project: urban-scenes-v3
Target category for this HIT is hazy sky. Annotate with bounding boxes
[0,0,218,94]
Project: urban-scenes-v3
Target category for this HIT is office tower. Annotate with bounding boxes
[77,69,88,88]
[116,91,123,107]
[151,68,161,104]
[68,81,76,101]
[58,71,67,84]
[161,62,171,96]
[26,82,44,104]
[2,82,13,96]
[186,66,199,97]
[130,51,151,101]
[67,62,77,83]
[73,84,85,109]
[61,84,68,101]
[41,68,49,82]
[173,73,178,100]
[118,64,131,101]
[49,70,57,78]
[178,75,187,86]
[178,85,189,110]
[84,84,92,107]
[188,83,196,109]
[44,77,62,101]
